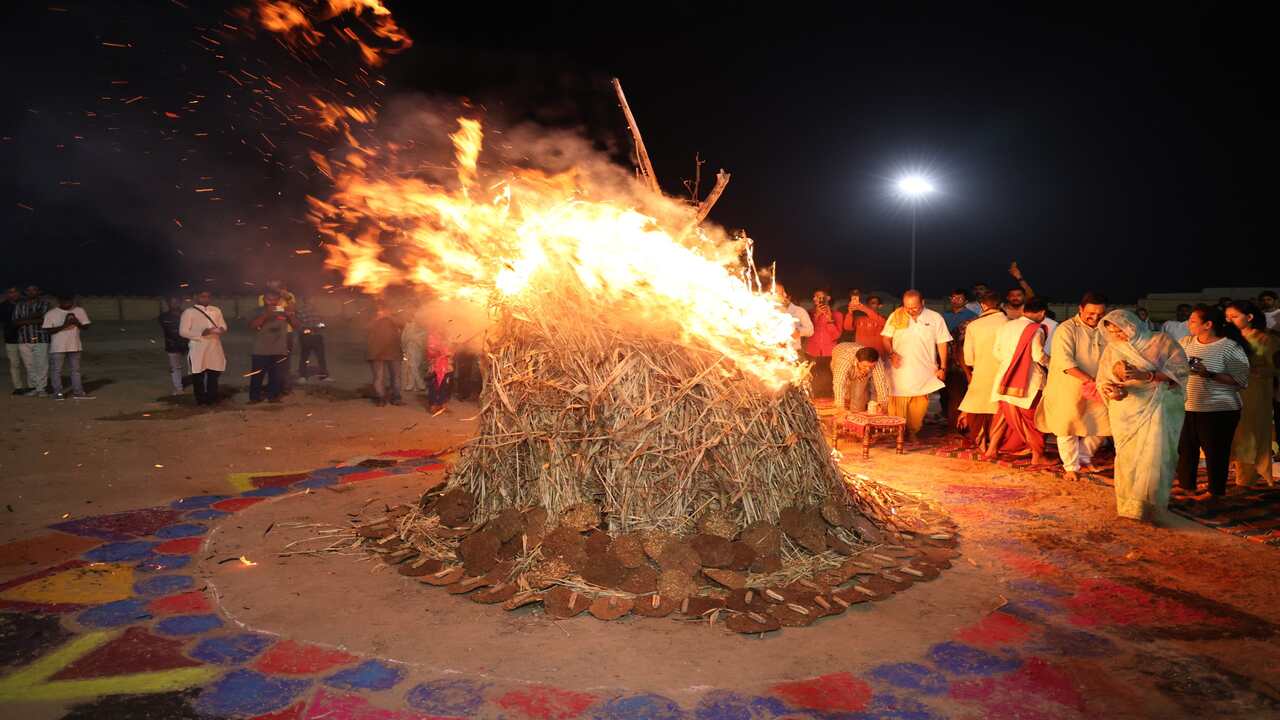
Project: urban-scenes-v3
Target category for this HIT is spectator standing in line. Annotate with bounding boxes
[2,286,27,394]
[776,284,813,354]
[941,289,978,431]
[843,290,886,354]
[401,312,428,393]
[805,289,843,399]
[42,294,93,400]
[295,298,331,382]
[159,295,189,395]
[1135,307,1157,333]
[425,328,455,415]
[248,289,294,404]
[12,285,52,396]
[1226,301,1279,487]
[180,290,229,406]
[258,280,298,393]
[367,302,405,406]
[1257,290,1279,330]
[1161,304,1192,342]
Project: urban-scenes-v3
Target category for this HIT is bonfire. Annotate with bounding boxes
[309,92,957,632]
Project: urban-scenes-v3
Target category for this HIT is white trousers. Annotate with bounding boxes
[1057,435,1104,472]
[4,343,26,390]
[18,343,49,391]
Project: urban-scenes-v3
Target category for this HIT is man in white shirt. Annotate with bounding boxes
[881,290,953,441]
[42,294,93,399]
[776,284,813,354]
[180,290,229,406]
[987,297,1049,465]
[1161,304,1191,342]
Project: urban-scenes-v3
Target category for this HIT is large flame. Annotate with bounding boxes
[250,0,803,389]
[311,119,803,389]
[254,0,411,65]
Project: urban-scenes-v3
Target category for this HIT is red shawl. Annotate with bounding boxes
[995,322,1045,398]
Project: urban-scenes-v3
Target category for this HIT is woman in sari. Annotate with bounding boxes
[1096,310,1190,523]
[1227,301,1279,486]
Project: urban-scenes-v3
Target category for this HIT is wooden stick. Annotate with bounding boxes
[612,78,660,194]
[695,169,731,223]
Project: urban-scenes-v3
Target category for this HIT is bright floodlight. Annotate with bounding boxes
[896,175,935,199]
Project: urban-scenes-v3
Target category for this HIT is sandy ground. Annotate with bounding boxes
[0,321,475,545]
[3,322,1280,718]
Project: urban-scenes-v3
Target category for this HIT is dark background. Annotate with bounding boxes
[1,2,1274,301]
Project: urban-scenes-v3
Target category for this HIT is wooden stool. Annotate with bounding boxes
[813,399,841,446]
[838,412,907,459]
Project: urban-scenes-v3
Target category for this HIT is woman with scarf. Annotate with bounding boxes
[1096,309,1189,523]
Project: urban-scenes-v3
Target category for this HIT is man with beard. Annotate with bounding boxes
[1002,262,1036,320]
[1035,291,1111,481]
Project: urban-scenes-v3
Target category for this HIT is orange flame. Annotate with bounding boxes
[312,119,803,389]
[255,0,411,66]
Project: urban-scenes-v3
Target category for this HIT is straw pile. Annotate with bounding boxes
[346,287,959,631]
[448,304,853,535]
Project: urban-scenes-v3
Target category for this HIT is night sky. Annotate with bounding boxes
[2,2,1274,302]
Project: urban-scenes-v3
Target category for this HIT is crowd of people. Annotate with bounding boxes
[1,280,478,413]
[5,273,1278,524]
[786,269,1279,525]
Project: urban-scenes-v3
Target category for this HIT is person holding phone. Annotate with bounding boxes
[1174,305,1249,500]
[805,289,843,399]
[247,289,294,404]
[42,293,93,400]
[843,290,886,354]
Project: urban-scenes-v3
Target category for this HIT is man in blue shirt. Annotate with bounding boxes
[943,289,978,334]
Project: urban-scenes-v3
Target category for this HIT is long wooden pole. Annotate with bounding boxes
[611,78,660,194]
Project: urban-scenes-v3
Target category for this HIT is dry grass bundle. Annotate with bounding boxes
[449,303,849,535]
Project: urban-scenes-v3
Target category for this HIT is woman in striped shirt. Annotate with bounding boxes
[1175,305,1251,500]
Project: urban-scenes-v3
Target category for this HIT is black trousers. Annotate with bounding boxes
[1176,409,1241,496]
[193,369,221,405]
[250,354,286,401]
[298,334,328,377]
[942,368,969,431]
[807,354,834,399]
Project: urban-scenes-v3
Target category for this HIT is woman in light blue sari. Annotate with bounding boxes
[1097,310,1190,523]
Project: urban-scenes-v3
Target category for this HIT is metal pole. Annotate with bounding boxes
[909,204,917,290]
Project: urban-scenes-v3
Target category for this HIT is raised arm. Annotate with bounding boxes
[1009,261,1034,298]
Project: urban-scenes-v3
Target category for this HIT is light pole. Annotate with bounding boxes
[895,174,935,290]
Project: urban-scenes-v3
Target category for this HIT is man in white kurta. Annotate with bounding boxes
[180,291,229,406]
[881,291,952,440]
[1035,294,1111,480]
[957,292,1007,448]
